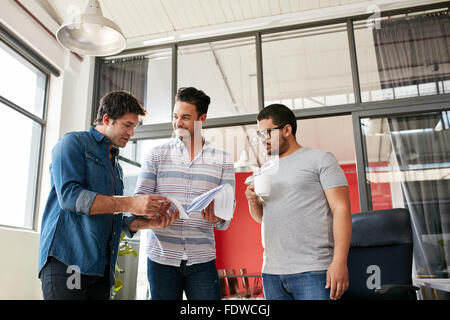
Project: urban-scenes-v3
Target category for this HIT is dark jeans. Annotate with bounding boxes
[147,258,221,300]
[40,257,111,300]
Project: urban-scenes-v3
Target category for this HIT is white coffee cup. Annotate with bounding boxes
[254,174,271,197]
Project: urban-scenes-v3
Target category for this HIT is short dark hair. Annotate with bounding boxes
[175,87,211,116]
[257,104,297,136]
[95,91,146,125]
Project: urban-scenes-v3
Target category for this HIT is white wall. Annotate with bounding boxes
[0,0,94,299]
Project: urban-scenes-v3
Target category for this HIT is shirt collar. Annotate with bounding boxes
[90,126,109,143]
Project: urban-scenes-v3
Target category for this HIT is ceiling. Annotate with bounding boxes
[36,0,441,49]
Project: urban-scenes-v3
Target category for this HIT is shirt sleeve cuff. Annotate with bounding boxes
[75,189,98,215]
[215,219,231,230]
[122,213,138,238]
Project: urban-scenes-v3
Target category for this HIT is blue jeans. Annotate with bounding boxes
[262,270,330,300]
[147,258,221,300]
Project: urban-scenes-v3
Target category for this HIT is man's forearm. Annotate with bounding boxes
[248,200,263,224]
[332,208,352,262]
[89,194,133,215]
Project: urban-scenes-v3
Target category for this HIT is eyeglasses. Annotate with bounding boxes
[256,124,287,140]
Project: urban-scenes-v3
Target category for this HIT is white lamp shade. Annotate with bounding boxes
[234,150,257,172]
[56,0,126,56]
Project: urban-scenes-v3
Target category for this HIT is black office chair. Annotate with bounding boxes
[342,208,420,300]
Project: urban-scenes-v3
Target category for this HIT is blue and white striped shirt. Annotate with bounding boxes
[134,137,235,267]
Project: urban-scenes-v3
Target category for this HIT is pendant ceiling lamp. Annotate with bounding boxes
[234,150,258,173]
[56,0,126,56]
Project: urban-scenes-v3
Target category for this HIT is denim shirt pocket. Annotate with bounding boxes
[85,151,107,190]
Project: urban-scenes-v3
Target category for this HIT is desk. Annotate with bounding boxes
[414,278,450,292]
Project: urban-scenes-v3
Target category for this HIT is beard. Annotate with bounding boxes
[266,136,288,156]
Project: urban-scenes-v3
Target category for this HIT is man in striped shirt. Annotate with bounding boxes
[135,87,235,300]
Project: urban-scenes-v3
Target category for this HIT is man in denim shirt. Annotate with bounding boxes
[38,91,178,300]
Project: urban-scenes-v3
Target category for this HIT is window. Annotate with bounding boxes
[143,48,172,125]
[202,124,260,165]
[262,24,354,109]
[0,40,47,229]
[178,37,259,118]
[354,10,450,103]
[361,111,450,277]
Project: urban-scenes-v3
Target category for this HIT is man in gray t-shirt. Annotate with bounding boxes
[246,104,352,300]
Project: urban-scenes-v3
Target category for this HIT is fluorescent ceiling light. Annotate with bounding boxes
[143,36,175,45]
[179,22,268,39]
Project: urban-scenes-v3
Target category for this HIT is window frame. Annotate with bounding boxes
[0,23,53,231]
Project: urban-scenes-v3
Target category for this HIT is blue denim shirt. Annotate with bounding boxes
[38,127,134,285]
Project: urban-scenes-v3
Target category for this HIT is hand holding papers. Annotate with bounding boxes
[187,184,225,213]
[212,184,234,220]
[166,197,190,219]
[167,184,234,220]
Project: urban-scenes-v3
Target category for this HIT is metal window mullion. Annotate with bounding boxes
[347,19,362,104]
[31,74,50,231]
[91,57,102,126]
[352,111,371,212]
[171,44,178,113]
[255,32,264,111]
[118,155,142,168]
[0,95,45,125]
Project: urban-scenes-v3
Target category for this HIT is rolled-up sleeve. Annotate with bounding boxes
[75,189,98,214]
[51,134,98,215]
[121,213,138,238]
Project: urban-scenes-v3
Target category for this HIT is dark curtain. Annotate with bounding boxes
[93,56,149,122]
[373,11,450,89]
[387,112,450,278]
[373,11,450,279]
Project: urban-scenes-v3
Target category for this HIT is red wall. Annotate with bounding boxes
[215,164,392,273]
[214,172,263,274]
[367,161,393,211]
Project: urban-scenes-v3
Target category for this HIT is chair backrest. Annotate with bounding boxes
[343,208,414,300]
[225,269,240,296]
[217,269,227,298]
[239,268,249,289]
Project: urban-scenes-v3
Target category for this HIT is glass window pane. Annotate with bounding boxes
[262,24,354,110]
[361,111,450,277]
[202,124,260,166]
[143,48,172,125]
[355,10,450,103]
[118,159,141,197]
[136,138,174,164]
[178,37,259,118]
[0,104,41,228]
[0,41,46,118]
[119,140,137,161]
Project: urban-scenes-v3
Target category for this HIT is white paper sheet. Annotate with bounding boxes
[167,184,234,220]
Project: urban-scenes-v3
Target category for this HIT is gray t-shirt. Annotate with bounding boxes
[261,147,348,275]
